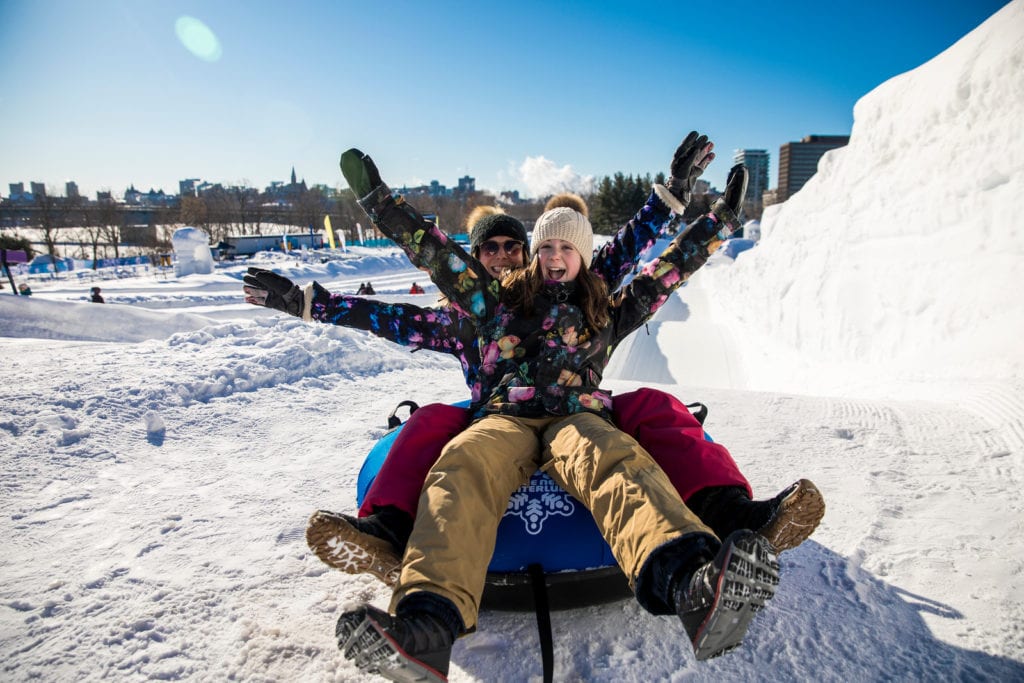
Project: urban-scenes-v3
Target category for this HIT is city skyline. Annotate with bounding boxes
[0,0,1008,200]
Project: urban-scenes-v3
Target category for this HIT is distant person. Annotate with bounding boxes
[90,286,105,303]
[363,282,376,295]
[409,282,425,295]
[18,283,31,296]
[356,282,367,295]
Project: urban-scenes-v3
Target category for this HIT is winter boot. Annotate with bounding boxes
[305,505,413,586]
[757,479,826,551]
[673,530,780,661]
[689,479,825,552]
[337,602,457,682]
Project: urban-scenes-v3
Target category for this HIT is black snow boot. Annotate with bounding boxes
[673,530,780,661]
[337,595,461,682]
[305,505,413,585]
[689,479,825,552]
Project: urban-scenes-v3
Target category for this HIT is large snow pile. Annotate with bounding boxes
[699,0,1024,394]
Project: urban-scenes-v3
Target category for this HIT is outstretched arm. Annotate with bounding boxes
[607,164,748,342]
[243,268,466,355]
[591,131,715,290]
[340,149,498,322]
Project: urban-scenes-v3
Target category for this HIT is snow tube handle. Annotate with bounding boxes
[686,402,708,425]
[386,400,420,430]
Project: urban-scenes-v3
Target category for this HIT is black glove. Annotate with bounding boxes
[711,163,749,229]
[242,267,304,317]
[679,165,749,248]
[667,131,715,204]
[340,148,383,198]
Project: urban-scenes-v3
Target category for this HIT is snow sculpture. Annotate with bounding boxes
[171,227,214,277]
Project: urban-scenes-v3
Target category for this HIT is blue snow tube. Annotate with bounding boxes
[357,400,711,611]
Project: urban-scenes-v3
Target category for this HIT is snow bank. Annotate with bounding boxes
[699,0,1024,392]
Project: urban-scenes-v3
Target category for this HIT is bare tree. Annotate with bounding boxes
[34,190,62,271]
[75,200,106,268]
[292,187,327,241]
[96,196,124,259]
[180,195,209,232]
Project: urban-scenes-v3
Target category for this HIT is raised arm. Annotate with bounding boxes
[607,163,748,342]
[340,149,498,322]
[591,131,715,290]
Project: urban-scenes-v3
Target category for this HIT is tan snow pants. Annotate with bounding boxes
[390,412,713,629]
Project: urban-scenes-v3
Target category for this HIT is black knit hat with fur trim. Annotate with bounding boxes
[469,214,529,252]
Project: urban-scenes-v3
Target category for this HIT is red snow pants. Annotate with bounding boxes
[358,387,751,518]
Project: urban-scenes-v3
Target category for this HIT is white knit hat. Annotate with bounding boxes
[530,207,594,268]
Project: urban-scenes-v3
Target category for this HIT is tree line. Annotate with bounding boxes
[0,170,712,267]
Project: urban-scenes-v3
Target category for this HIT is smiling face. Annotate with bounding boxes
[536,238,583,282]
[475,237,526,278]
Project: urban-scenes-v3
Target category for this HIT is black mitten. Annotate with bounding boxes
[242,267,304,316]
[667,131,715,204]
[340,148,384,198]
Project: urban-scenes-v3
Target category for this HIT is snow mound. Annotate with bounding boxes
[700,0,1024,391]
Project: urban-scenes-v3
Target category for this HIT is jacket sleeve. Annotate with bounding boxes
[357,186,498,322]
[589,185,684,291]
[304,281,466,355]
[605,211,731,343]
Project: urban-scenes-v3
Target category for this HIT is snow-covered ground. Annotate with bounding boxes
[3,2,1024,681]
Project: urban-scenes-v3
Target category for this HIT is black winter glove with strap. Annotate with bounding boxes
[680,164,749,252]
[243,267,305,317]
[710,163,748,232]
[667,131,715,205]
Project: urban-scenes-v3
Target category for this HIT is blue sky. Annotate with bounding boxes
[0,0,1009,200]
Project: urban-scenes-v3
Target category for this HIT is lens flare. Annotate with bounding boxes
[174,16,222,62]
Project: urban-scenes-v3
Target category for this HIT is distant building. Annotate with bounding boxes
[264,166,308,204]
[733,149,769,217]
[179,178,201,197]
[777,135,850,202]
[7,182,33,203]
[66,181,80,199]
[456,175,476,195]
[30,182,46,197]
[220,232,324,258]
[124,184,175,207]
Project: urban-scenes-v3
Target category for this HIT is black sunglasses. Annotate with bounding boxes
[478,240,523,256]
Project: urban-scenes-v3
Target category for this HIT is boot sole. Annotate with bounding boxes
[758,479,826,552]
[692,532,780,661]
[341,610,448,683]
[305,510,401,586]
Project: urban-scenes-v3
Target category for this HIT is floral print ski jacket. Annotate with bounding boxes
[345,183,726,422]
[303,187,684,404]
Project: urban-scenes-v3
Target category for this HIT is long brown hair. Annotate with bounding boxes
[502,260,610,331]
